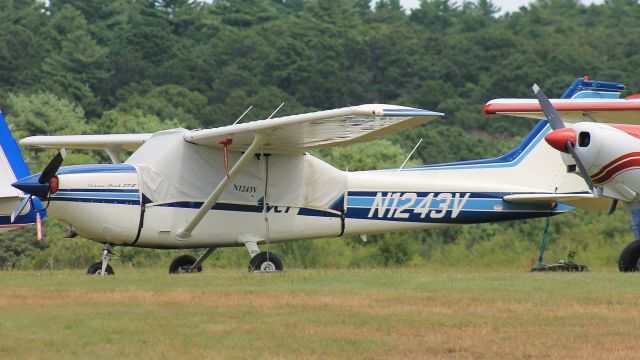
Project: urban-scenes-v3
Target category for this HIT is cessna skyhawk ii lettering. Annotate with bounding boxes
[4,82,609,275]
[484,76,640,271]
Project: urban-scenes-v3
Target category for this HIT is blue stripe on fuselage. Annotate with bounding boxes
[48,188,572,225]
[56,164,136,175]
[391,120,550,171]
[345,190,572,224]
[50,188,140,205]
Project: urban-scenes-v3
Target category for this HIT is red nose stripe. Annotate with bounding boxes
[544,128,576,153]
[591,152,640,184]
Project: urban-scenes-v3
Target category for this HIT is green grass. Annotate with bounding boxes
[1,268,640,359]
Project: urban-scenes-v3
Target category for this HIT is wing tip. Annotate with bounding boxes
[482,103,495,115]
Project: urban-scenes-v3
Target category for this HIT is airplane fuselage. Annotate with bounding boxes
[42,159,571,249]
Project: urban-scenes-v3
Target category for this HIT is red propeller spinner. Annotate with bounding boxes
[544,128,576,153]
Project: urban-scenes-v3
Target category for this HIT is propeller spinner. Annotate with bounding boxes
[10,149,66,225]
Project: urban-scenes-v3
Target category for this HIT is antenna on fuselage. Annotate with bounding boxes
[233,105,253,125]
[267,102,285,119]
[396,138,423,173]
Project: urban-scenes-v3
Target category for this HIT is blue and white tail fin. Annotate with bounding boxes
[0,109,44,231]
[561,76,624,99]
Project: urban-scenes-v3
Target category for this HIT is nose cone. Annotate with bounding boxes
[545,128,576,153]
[12,173,49,199]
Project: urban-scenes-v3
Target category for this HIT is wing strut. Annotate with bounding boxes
[175,133,265,241]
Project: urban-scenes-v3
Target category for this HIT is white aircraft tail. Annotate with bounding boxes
[400,120,592,198]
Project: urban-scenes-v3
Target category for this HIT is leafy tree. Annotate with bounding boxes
[41,5,110,117]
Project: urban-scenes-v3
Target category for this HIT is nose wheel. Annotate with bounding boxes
[87,262,115,275]
[86,244,116,276]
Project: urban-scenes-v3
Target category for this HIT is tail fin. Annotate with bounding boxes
[561,76,625,99]
[0,109,44,230]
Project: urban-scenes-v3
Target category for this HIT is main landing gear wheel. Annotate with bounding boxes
[169,254,203,274]
[248,251,283,272]
[87,262,115,275]
[619,240,640,272]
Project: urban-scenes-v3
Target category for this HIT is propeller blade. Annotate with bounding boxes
[10,196,31,223]
[532,84,597,193]
[565,140,596,192]
[608,199,618,215]
[38,148,66,184]
[532,84,565,130]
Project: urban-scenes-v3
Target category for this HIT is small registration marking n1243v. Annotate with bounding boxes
[366,192,471,219]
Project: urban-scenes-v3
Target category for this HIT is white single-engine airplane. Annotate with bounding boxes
[485,76,640,271]
[3,80,614,275]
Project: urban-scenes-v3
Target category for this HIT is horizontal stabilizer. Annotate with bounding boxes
[503,193,611,212]
[503,193,596,203]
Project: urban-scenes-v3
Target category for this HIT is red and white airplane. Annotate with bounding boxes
[485,77,640,271]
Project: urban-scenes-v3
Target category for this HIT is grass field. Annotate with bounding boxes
[1,268,639,359]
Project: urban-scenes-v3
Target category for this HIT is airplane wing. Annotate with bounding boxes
[20,134,153,151]
[184,104,443,152]
[483,98,640,124]
[20,105,441,154]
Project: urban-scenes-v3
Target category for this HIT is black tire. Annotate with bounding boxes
[86,262,115,275]
[619,240,640,272]
[169,254,202,274]
[248,251,283,272]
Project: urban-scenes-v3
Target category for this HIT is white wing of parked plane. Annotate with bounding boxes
[184,104,443,153]
[20,133,152,151]
[483,98,640,124]
[20,104,442,154]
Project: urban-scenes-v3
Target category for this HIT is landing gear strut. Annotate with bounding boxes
[87,244,116,276]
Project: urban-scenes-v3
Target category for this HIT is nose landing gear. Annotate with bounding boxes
[86,244,116,276]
